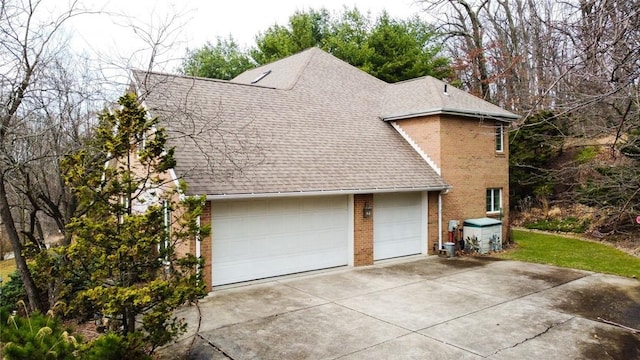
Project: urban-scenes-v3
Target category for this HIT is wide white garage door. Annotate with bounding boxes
[374,192,423,260]
[212,196,349,286]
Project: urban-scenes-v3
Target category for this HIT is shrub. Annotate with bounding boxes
[509,111,565,208]
[0,305,79,360]
[79,333,151,360]
[0,271,26,312]
[524,217,590,233]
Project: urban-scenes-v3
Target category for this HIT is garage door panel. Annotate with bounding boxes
[374,192,423,261]
[212,196,349,286]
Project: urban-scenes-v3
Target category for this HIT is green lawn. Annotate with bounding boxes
[500,229,640,278]
[0,258,16,282]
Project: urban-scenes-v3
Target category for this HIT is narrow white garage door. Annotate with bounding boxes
[212,196,349,286]
[374,192,423,260]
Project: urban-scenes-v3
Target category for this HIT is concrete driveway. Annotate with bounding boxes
[161,256,640,359]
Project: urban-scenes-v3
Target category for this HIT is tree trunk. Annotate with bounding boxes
[0,175,44,312]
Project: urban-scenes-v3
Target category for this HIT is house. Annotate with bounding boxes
[132,47,519,290]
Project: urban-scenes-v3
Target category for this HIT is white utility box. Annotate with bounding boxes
[463,217,502,254]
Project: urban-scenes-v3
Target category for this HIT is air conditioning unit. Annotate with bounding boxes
[463,217,502,254]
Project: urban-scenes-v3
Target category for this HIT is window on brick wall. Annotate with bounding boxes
[486,188,502,214]
[495,123,504,153]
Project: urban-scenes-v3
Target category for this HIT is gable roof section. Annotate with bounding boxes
[132,49,449,197]
[383,76,520,122]
[230,48,315,89]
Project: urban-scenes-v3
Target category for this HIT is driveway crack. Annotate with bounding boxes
[195,332,236,360]
[488,316,574,357]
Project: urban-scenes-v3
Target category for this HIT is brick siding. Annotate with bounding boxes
[398,115,510,244]
[200,201,213,291]
[427,191,440,254]
[353,194,374,265]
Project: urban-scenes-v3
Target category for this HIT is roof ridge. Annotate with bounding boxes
[131,69,279,90]
[390,75,437,86]
[280,47,317,90]
[132,69,232,83]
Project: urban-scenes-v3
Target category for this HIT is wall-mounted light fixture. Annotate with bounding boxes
[363,202,372,218]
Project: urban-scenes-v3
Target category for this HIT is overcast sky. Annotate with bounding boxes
[67,0,423,72]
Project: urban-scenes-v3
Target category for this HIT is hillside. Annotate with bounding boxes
[510,135,640,257]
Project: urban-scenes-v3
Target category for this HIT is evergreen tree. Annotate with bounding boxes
[509,111,565,207]
[59,93,209,355]
[252,8,453,82]
[182,7,453,83]
[182,36,255,80]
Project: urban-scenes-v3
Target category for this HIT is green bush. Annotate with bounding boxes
[0,306,153,360]
[524,217,590,233]
[509,111,565,207]
[0,306,79,360]
[80,333,151,360]
[0,271,26,311]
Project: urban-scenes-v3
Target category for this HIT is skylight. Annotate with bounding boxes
[251,70,272,84]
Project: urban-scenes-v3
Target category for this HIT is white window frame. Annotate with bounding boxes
[161,199,171,253]
[495,123,504,153]
[486,188,502,214]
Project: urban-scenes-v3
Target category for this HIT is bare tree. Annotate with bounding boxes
[0,0,233,312]
[0,0,94,311]
[421,0,493,100]
[422,0,638,111]
[420,0,640,232]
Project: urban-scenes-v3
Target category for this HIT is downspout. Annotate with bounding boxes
[195,215,201,271]
[438,192,443,250]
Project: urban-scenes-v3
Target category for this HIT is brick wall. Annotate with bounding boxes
[397,115,510,244]
[200,201,213,291]
[173,200,197,259]
[353,194,373,265]
[395,117,442,169]
[427,191,439,254]
[439,116,510,242]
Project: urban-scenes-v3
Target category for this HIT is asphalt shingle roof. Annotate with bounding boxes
[383,76,520,121]
[133,48,515,197]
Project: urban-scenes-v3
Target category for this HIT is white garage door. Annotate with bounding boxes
[212,196,349,286]
[374,192,423,260]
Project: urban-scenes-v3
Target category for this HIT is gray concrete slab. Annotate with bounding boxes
[420,299,574,357]
[487,316,640,359]
[200,303,409,359]
[175,282,329,336]
[158,256,640,359]
[159,336,231,360]
[519,273,640,329]
[433,260,590,299]
[281,257,498,301]
[373,256,503,280]
[338,333,482,360]
[280,266,421,302]
[337,280,504,331]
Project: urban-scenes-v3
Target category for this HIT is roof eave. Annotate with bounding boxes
[382,108,520,122]
[205,185,452,200]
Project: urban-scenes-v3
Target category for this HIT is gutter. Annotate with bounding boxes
[205,186,451,201]
[382,109,520,122]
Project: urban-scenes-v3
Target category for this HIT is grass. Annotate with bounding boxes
[575,145,599,164]
[500,229,640,278]
[0,258,17,282]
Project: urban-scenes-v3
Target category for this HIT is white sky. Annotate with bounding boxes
[67,0,424,72]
